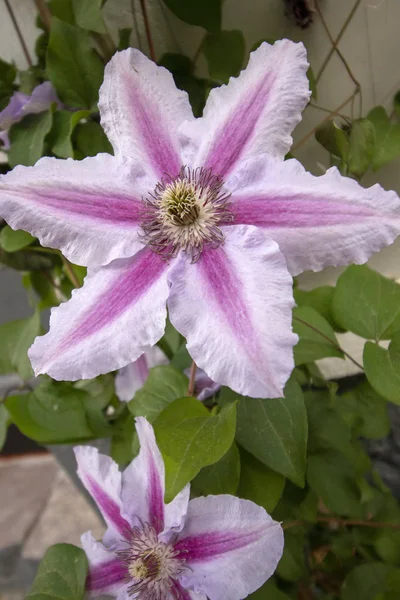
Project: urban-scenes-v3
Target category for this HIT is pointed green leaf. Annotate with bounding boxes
[0,312,40,379]
[203,30,245,81]
[0,226,35,252]
[234,377,307,487]
[364,333,400,404]
[333,265,400,340]
[293,305,343,365]
[192,442,240,496]
[347,118,375,178]
[26,544,88,600]
[315,119,349,159]
[8,110,53,167]
[163,0,221,33]
[237,447,285,513]
[72,0,106,33]
[367,106,400,170]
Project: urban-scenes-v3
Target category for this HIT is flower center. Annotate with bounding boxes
[140,166,233,262]
[117,524,185,599]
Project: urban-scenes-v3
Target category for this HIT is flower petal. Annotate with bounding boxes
[228,155,400,275]
[170,580,207,600]
[121,417,165,533]
[115,346,169,402]
[75,450,130,544]
[23,81,62,114]
[81,531,127,596]
[0,154,147,267]
[168,225,296,398]
[29,249,171,380]
[183,368,221,402]
[179,40,309,177]
[174,495,283,600]
[99,49,193,181]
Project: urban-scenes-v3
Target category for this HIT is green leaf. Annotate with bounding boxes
[305,390,354,457]
[47,18,104,109]
[339,380,389,440]
[237,447,285,513]
[342,563,400,600]
[74,121,113,157]
[307,66,317,100]
[159,53,193,76]
[293,305,343,365]
[72,0,106,33]
[364,333,400,404]
[0,226,35,252]
[203,30,245,81]
[249,581,291,600]
[192,442,240,496]
[6,379,94,443]
[367,106,400,170]
[347,118,375,178]
[163,0,221,33]
[293,285,342,331]
[48,109,90,158]
[0,58,16,85]
[0,404,9,451]
[26,543,88,600]
[0,81,15,111]
[154,397,237,502]
[276,529,307,582]
[333,265,400,340]
[315,120,349,159]
[48,0,76,24]
[29,270,61,308]
[0,312,40,379]
[307,450,362,517]
[8,111,53,168]
[0,246,60,271]
[394,91,400,119]
[128,365,189,421]
[118,28,132,50]
[234,376,307,487]
[110,411,138,467]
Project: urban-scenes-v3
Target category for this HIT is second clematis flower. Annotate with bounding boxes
[1,41,400,397]
[76,417,284,599]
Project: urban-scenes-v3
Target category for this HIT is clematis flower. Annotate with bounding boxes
[1,42,400,397]
[75,417,283,599]
[0,82,61,149]
[115,346,220,403]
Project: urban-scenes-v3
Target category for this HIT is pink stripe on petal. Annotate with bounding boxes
[174,529,263,562]
[204,71,275,178]
[170,580,193,600]
[56,250,166,357]
[87,559,127,592]
[136,354,150,384]
[232,196,376,228]
[168,225,296,398]
[30,249,171,381]
[99,50,193,180]
[86,475,131,539]
[148,452,165,533]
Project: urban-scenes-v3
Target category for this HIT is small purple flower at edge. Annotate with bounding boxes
[0,82,62,149]
[75,417,283,600]
[1,42,400,398]
[115,347,220,403]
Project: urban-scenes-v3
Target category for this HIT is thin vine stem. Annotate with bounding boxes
[61,256,81,289]
[4,0,33,67]
[316,0,362,84]
[139,0,156,61]
[293,315,364,371]
[187,361,197,397]
[292,90,359,151]
[34,0,52,31]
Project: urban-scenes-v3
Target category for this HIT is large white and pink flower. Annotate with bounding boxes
[75,417,283,599]
[1,42,399,397]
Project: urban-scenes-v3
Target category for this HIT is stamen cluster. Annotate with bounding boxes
[141,166,233,262]
[117,524,185,599]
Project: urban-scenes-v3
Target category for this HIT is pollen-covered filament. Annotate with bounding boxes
[141,166,233,262]
[117,524,185,600]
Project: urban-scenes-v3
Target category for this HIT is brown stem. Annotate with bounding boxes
[285,516,400,531]
[4,0,33,67]
[139,0,156,62]
[187,361,197,397]
[291,90,358,151]
[34,0,52,32]
[315,1,361,93]
[293,315,364,371]
[131,0,143,51]
[62,256,81,288]
[316,0,362,84]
